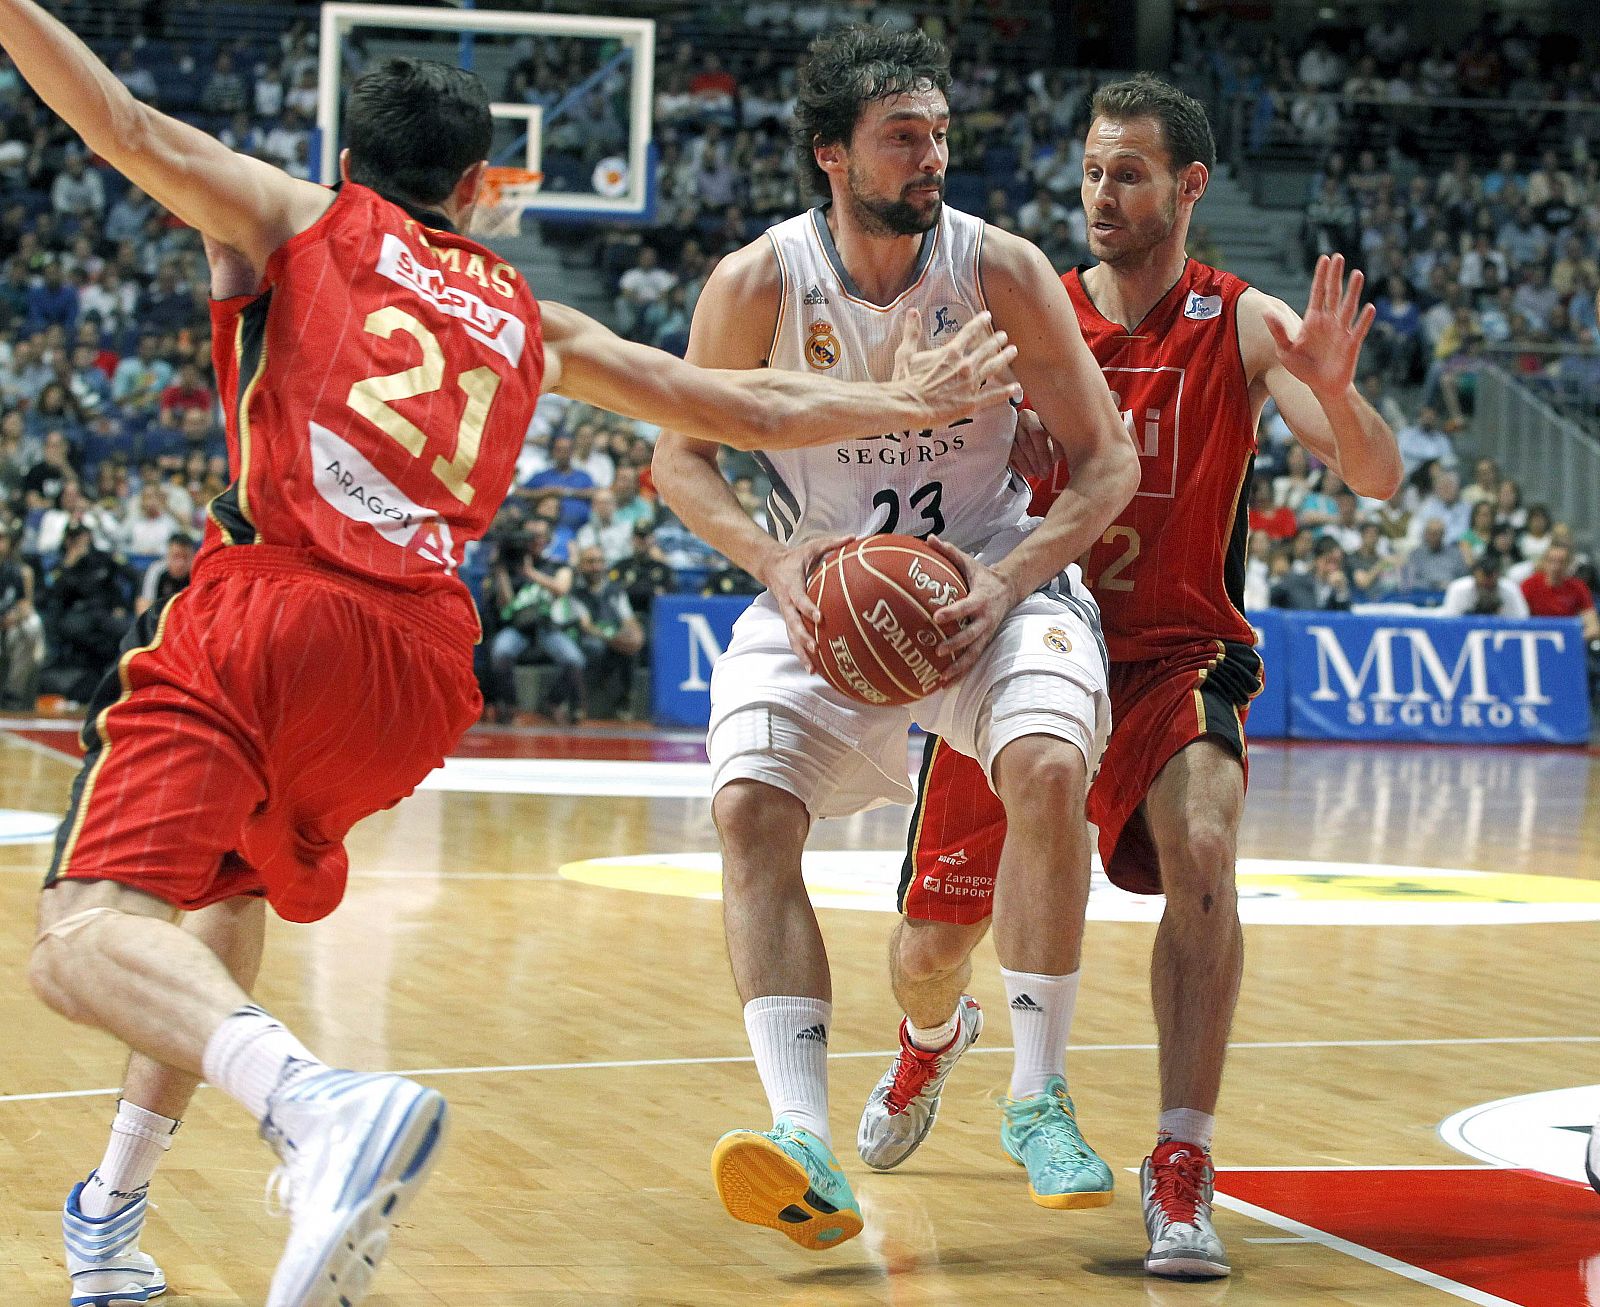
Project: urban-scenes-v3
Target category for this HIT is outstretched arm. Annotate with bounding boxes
[1242,254,1403,500]
[541,295,1016,452]
[0,0,330,275]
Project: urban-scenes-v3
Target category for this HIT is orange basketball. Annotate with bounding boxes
[805,535,968,706]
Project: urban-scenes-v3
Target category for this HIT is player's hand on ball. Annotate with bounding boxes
[1009,407,1059,480]
[1264,253,1376,399]
[899,309,1021,424]
[922,535,1022,683]
[759,533,854,674]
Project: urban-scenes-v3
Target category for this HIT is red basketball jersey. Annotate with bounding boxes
[1031,260,1257,662]
[206,183,544,629]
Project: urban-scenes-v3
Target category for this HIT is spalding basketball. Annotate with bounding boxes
[806,535,968,706]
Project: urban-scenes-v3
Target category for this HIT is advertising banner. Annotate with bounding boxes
[1245,609,1288,740]
[1286,612,1590,745]
[650,594,751,728]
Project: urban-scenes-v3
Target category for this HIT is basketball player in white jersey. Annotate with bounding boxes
[654,26,1139,1248]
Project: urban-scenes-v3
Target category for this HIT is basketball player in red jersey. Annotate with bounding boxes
[856,76,1402,1278]
[1,7,1014,1306]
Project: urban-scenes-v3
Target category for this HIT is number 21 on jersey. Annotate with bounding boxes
[346,306,503,506]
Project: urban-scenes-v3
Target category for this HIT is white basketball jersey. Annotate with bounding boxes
[757,205,1032,563]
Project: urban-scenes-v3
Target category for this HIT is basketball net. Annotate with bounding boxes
[471,165,543,239]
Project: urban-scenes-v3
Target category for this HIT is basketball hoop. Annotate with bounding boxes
[472,166,543,239]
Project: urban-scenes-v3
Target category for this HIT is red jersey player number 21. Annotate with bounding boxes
[206,183,540,618]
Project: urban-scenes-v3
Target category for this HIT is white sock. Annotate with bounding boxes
[905,1010,960,1052]
[78,1101,180,1219]
[1159,1108,1216,1153]
[1001,968,1079,1098]
[201,1004,324,1121]
[744,996,832,1147]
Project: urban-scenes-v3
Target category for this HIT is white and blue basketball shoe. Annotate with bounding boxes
[258,1068,448,1307]
[62,1177,167,1306]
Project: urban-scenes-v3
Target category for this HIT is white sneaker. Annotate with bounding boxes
[259,1069,448,1307]
[62,1178,167,1306]
[1587,1116,1600,1195]
[857,996,982,1171]
[1141,1141,1230,1279]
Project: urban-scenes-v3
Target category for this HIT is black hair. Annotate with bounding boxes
[792,26,951,198]
[344,58,493,207]
[1090,74,1216,174]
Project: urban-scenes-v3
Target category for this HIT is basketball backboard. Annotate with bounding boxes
[317,3,655,225]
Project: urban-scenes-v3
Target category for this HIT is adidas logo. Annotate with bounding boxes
[803,283,828,305]
[1010,994,1042,1013]
[796,1023,829,1044]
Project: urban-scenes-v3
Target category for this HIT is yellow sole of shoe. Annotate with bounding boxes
[1029,1185,1116,1210]
[711,1133,863,1251]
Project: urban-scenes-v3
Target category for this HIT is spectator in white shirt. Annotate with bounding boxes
[571,422,615,488]
[616,247,676,339]
[122,482,179,557]
[285,67,320,118]
[39,480,119,556]
[571,488,635,565]
[1408,466,1472,546]
[1442,556,1530,618]
[1297,42,1344,89]
[1395,406,1458,477]
[50,153,104,219]
[254,62,286,118]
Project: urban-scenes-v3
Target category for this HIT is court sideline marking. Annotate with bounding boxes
[1211,1190,1521,1307]
[3,1033,1594,1106]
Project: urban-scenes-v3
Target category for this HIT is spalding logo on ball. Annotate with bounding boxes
[806,535,968,705]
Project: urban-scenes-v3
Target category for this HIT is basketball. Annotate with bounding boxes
[806,535,968,706]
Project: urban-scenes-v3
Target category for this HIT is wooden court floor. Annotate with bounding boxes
[0,720,1597,1305]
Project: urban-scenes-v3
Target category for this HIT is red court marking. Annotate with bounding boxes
[9,727,82,758]
[1218,1168,1600,1306]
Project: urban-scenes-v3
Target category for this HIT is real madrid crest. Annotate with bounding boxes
[1043,626,1073,654]
[806,320,841,370]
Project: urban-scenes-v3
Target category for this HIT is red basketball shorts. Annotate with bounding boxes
[900,639,1263,920]
[45,546,482,923]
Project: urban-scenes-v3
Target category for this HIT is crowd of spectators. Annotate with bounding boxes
[1182,11,1600,423]
[0,3,1595,721]
[578,6,1109,353]
[1245,378,1599,689]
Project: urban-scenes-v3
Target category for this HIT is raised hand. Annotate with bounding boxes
[1264,253,1376,399]
[899,309,1021,424]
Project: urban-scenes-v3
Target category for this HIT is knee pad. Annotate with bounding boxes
[980,672,1107,779]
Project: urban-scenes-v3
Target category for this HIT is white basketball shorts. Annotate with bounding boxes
[707,589,1110,819]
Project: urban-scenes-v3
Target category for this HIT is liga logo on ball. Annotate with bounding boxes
[807,535,970,706]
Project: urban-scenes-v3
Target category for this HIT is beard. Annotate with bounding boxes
[1089,191,1179,266]
[844,163,943,236]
